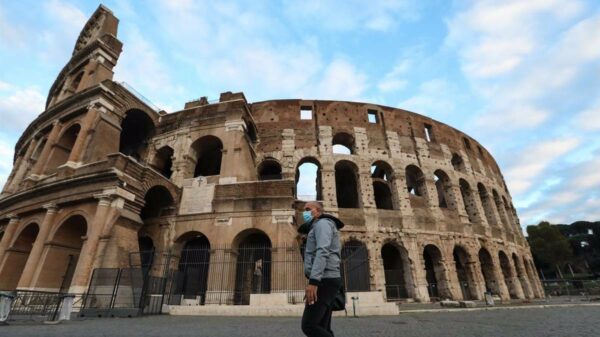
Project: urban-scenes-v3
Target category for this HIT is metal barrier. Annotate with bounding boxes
[542,279,600,298]
[6,290,63,321]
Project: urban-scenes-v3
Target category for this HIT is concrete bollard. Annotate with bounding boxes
[59,295,75,321]
[0,292,15,324]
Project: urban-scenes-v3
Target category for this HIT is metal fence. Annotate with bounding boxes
[542,279,600,298]
[6,290,64,321]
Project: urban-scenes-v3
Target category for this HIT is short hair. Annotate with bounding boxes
[305,201,323,212]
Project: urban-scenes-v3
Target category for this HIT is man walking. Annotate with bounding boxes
[300,201,344,337]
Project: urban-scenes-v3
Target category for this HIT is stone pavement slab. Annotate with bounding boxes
[2,306,598,337]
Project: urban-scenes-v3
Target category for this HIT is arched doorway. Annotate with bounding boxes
[0,223,39,290]
[233,231,272,305]
[423,244,444,299]
[342,240,370,291]
[151,146,174,179]
[335,160,360,208]
[371,161,396,210]
[332,132,355,154]
[141,186,174,220]
[258,159,282,180]
[453,246,477,300]
[381,242,411,300]
[478,248,497,294]
[119,110,155,161]
[44,123,80,174]
[36,215,87,292]
[499,251,519,299]
[190,136,223,177]
[175,232,211,304]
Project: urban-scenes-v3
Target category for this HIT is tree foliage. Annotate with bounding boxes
[527,221,574,269]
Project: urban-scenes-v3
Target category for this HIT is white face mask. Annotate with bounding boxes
[303,210,313,223]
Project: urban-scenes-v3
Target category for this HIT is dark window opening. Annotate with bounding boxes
[141,186,174,220]
[44,124,81,174]
[367,109,378,124]
[152,146,174,179]
[119,110,155,161]
[300,106,313,120]
[191,136,223,177]
[68,72,84,93]
[373,181,393,210]
[451,153,466,173]
[478,183,496,226]
[479,248,496,294]
[405,165,426,197]
[176,233,211,302]
[335,160,360,208]
[234,232,272,305]
[382,243,410,299]
[424,124,434,142]
[372,161,395,210]
[258,159,282,180]
[463,137,471,150]
[453,246,475,300]
[459,179,477,223]
[423,245,443,299]
[332,132,355,155]
[434,170,450,208]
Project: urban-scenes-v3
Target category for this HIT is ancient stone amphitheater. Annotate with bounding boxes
[0,6,543,314]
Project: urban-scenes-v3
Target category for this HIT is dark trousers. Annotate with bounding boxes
[301,278,342,337]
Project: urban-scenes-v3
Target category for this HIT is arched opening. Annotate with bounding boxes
[141,186,174,220]
[503,196,515,230]
[191,136,223,177]
[434,170,452,209]
[31,138,47,162]
[342,240,370,291]
[0,223,39,290]
[499,251,519,299]
[151,146,174,179]
[44,124,80,174]
[423,244,443,299]
[453,246,476,300]
[295,157,322,201]
[459,179,477,223]
[335,160,360,208]
[478,248,497,294]
[174,232,211,304]
[451,153,466,173]
[137,235,155,277]
[372,161,395,210]
[332,132,355,154]
[512,253,532,298]
[119,110,155,161]
[258,159,282,180]
[244,119,258,143]
[381,243,411,300]
[405,165,427,197]
[37,215,87,291]
[524,259,541,298]
[68,71,84,93]
[234,231,272,305]
[477,183,497,226]
[493,190,509,228]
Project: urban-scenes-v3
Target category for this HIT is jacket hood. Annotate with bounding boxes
[297,213,345,234]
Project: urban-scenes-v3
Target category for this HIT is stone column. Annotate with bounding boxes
[17,204,59,289]
[0,215,21,267]
[367,241,386,294]
[465,259,486,300]
[507,259,525,299]
[30,121,63,176]
[404,237,429,302]
[515,259,534,299]
[68,194,114,294]
[66,107,99,165]
[491,254,511,301]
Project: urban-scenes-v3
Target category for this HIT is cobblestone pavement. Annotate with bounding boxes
[2,306,598,337]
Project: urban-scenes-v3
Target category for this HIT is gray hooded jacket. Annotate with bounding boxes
[303,217,342,285]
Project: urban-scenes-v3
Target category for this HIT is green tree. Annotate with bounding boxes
[527,221,574,270]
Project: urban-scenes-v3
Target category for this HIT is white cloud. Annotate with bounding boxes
[398,79,462,120]
[475,105,549,129]
[0,85,45,134]
[505,138,580,195]
[378,59,410,93]
[283,0,419,32]
[0,138,14,191]
[575,105,600,131]
[303,59,368,101]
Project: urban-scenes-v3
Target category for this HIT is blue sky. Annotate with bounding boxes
[1,0,599,229]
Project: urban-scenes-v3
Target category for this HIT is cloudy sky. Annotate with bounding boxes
[1,0,599,229]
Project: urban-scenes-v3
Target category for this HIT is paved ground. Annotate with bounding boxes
[2,306,599,337]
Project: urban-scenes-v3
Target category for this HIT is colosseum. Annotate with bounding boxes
[0,5,543,316]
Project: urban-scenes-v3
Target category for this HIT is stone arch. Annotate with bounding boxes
[451,153,466,173]
[478,247,499,295]
[0,222,39,290]
[502,196,515,230]
[151,146,174,179]
[423,244,446,299]
[499,250,519,299]
[258,158,282,181]
[173,231,211,304]
[371,160,396,210]
[119,109,156,161]
[30,137,47,162]
[459,179,478,223]
[512,253,532,298]
[477,183,497,226]
[295,157,322,201]
[44,122,81,174]
[493,189,509,229]
[36,215,87,291]
[434,169,454,209]
[140,185,175,220]
[332,132,355,154]
[190,135,223,178]
[453,245,478,300]
[335,160,361,208]
[232,229,272,305]
[405,165,427,198]
[381,241,413,300]
[342,239,370,291]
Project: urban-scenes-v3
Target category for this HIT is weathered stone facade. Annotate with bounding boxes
[0,5,543,303]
